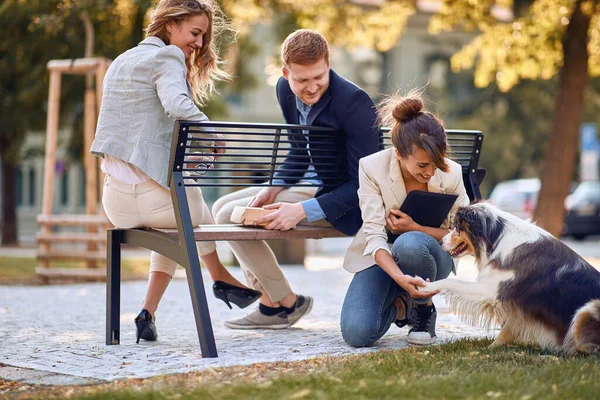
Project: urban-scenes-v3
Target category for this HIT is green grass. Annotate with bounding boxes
[12,339,600,399]
[0,256,150,284]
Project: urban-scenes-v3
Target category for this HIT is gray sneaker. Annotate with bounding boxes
[287,295,313,326]
[407,303,437,345]
[224,308,290,330]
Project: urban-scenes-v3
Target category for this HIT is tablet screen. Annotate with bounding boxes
[398,191,458,228]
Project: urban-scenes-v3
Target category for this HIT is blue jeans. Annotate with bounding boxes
[340,231,454,347]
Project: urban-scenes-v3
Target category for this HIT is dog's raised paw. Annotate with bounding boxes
[418,281,439,293]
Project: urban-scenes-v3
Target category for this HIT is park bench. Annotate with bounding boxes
[106,121,485,358]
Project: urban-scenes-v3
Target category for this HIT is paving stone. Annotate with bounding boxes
[0,365,105,386]
[24,374,105,386]
[0,365,54,382]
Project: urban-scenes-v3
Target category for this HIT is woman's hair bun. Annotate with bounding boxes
[375,88,427,128]
[392,96,423,123]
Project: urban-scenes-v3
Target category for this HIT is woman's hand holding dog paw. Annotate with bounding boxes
[417,280,441,294]
[396,275,439,299]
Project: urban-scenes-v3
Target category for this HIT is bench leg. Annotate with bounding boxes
[186,256,218,358]
[106,229,121,345]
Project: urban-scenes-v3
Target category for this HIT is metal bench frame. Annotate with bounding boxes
[106,121,485,358]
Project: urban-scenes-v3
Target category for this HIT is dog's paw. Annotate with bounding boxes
[418,281,442,293]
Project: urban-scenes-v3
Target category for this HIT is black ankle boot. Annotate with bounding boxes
[213,281,262,309]
[134,309,158,344]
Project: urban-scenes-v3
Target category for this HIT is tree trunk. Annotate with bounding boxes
[1,157,18,245]
[533,3,591,236]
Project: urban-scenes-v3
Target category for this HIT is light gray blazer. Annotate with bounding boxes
[90,36,211,188]
[343,148,470,274]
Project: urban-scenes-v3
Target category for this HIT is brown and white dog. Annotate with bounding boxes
[420,202,600,353]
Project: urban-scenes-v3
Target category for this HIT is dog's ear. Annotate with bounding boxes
[454,206,481,233]
[452,206,467,230]
[455,205,504,250]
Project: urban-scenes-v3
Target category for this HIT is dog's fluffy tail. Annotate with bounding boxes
[564,299,600,354]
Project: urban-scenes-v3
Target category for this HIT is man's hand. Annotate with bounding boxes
[386,209,418,234]
[255,202,306,231]
[248,187,285,208]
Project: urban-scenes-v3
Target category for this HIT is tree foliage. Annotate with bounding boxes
[442,0,600,91]
[224,0,415,51]
[451,79,558,193]
[226,0,599,87]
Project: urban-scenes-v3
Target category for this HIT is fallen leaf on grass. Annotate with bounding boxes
[289,389,311,399]
[258,381,273,388]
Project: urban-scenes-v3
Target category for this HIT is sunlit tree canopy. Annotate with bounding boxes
[440,0,600,91]
[223,0,414,51]
[225,0,599,91]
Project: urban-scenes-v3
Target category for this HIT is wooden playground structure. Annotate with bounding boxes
[36,57,111,280]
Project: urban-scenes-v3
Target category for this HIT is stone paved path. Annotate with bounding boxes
[0,259,495,384]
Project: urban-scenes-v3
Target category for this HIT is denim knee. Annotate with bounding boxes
[341,316,380,348]
[391,231,436,278]
[391,231,433,259]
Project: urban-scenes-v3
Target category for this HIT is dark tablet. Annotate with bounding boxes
[399,191,458,227]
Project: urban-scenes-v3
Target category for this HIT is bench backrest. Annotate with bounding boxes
[169,121,485,201]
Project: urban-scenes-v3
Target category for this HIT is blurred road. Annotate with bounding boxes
[561,235,600,259]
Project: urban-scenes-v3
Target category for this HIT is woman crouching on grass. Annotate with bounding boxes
[341,91,470,347]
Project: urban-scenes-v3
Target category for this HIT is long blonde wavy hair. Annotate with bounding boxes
[146,0,231,104]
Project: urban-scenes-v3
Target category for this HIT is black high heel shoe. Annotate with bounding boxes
[213,281,262,309]
[134,309,158,344]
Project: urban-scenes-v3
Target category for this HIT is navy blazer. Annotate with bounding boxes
[274,69,381,236]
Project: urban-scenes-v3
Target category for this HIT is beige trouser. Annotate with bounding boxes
[102,175,217,277]
[212,186,330,302]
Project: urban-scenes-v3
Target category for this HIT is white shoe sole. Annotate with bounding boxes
[407,335,437,345]
[223,321,290,330]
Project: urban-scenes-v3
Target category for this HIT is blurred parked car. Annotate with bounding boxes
[488,178,540,220]
[564,181,600,240]
[489,178,578,223]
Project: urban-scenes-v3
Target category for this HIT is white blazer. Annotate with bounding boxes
[343,148,470,273]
